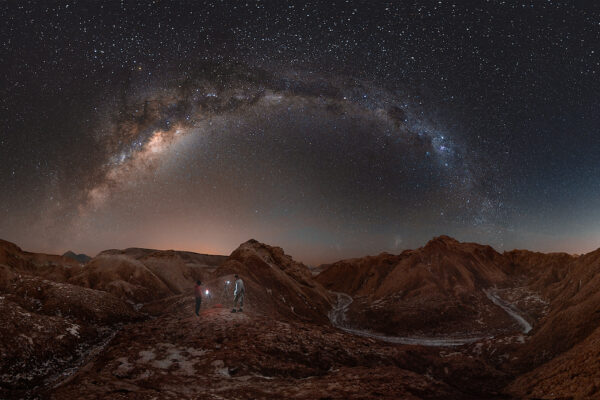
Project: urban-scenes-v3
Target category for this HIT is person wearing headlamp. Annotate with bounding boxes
[231,274,245,313]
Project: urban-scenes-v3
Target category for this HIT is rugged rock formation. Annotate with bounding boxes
[316,236,521,336]
[2,236,600,399]
[44,306,506,400]
[0,240,226,397]
[68,248,227,303]
[0,239,83,282]
[68,255,175,303]
[506,248,600,377]
[213,239,334,323]
[62,251,92,264]
[0,244,142,397]
[507,324,600,399]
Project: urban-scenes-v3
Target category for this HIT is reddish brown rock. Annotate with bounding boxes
[507,248,600,373]
[213,239,335,323]
[316,236,520,336]
[68,254,174,303]
[508,324,600,399]
[0,271,141,397]
[44,305,507,400]
[68,249,226,303]
[2,236,600,399]
[0,239,83,283]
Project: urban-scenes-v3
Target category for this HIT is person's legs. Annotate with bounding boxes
[238,292,244,311]
[195,297,201,316]
[232,293,239,312]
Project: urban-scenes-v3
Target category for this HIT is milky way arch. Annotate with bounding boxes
[41,64,501,262]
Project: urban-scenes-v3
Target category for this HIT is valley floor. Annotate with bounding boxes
[36,298,513,400]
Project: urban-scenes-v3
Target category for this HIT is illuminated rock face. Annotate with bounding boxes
[2,237,600,399]
[213,239,335,323]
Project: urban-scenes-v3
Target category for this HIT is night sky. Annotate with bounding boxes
[1,1,599,264]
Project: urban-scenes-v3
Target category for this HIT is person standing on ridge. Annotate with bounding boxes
[194,280,203,316]
[231,274,245,313]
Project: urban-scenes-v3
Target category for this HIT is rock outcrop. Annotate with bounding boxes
[2,236,600,399]
[68,248,227,302]
[214,239,334,323]
[316,236,519,336]
[0,242,142,396]
[62,251,92,264]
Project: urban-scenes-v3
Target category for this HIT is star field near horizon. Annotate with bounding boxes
[1,1,599,264]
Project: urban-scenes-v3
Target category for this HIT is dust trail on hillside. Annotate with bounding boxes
[484,288,532,334]
[328,292,488,346]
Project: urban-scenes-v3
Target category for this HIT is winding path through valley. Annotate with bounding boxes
[329,289,532,346]
[483,288,532,334]
[328,292,487,346]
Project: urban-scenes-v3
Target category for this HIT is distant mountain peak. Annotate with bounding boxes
[422,235,461,250]
[429,235,459,243]
[62,251,92,264]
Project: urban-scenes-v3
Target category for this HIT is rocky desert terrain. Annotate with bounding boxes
[1,236,599,399]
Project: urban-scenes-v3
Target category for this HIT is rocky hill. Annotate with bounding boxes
[1,236,600,399]
[68,248,227,303]
[62,251,92,264]
[315,236,527,336]
[503,248,600,397]
[212,239,334,323]
[0,242,142,397]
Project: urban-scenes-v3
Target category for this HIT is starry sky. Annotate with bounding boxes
[1,1,599,264]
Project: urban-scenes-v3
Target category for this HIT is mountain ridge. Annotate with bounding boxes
[1,236,600,399]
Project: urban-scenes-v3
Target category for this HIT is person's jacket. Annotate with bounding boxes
[234,279,245,296]
[194,284,202,298]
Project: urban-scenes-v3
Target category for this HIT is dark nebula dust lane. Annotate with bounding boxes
[1,2,599,263]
